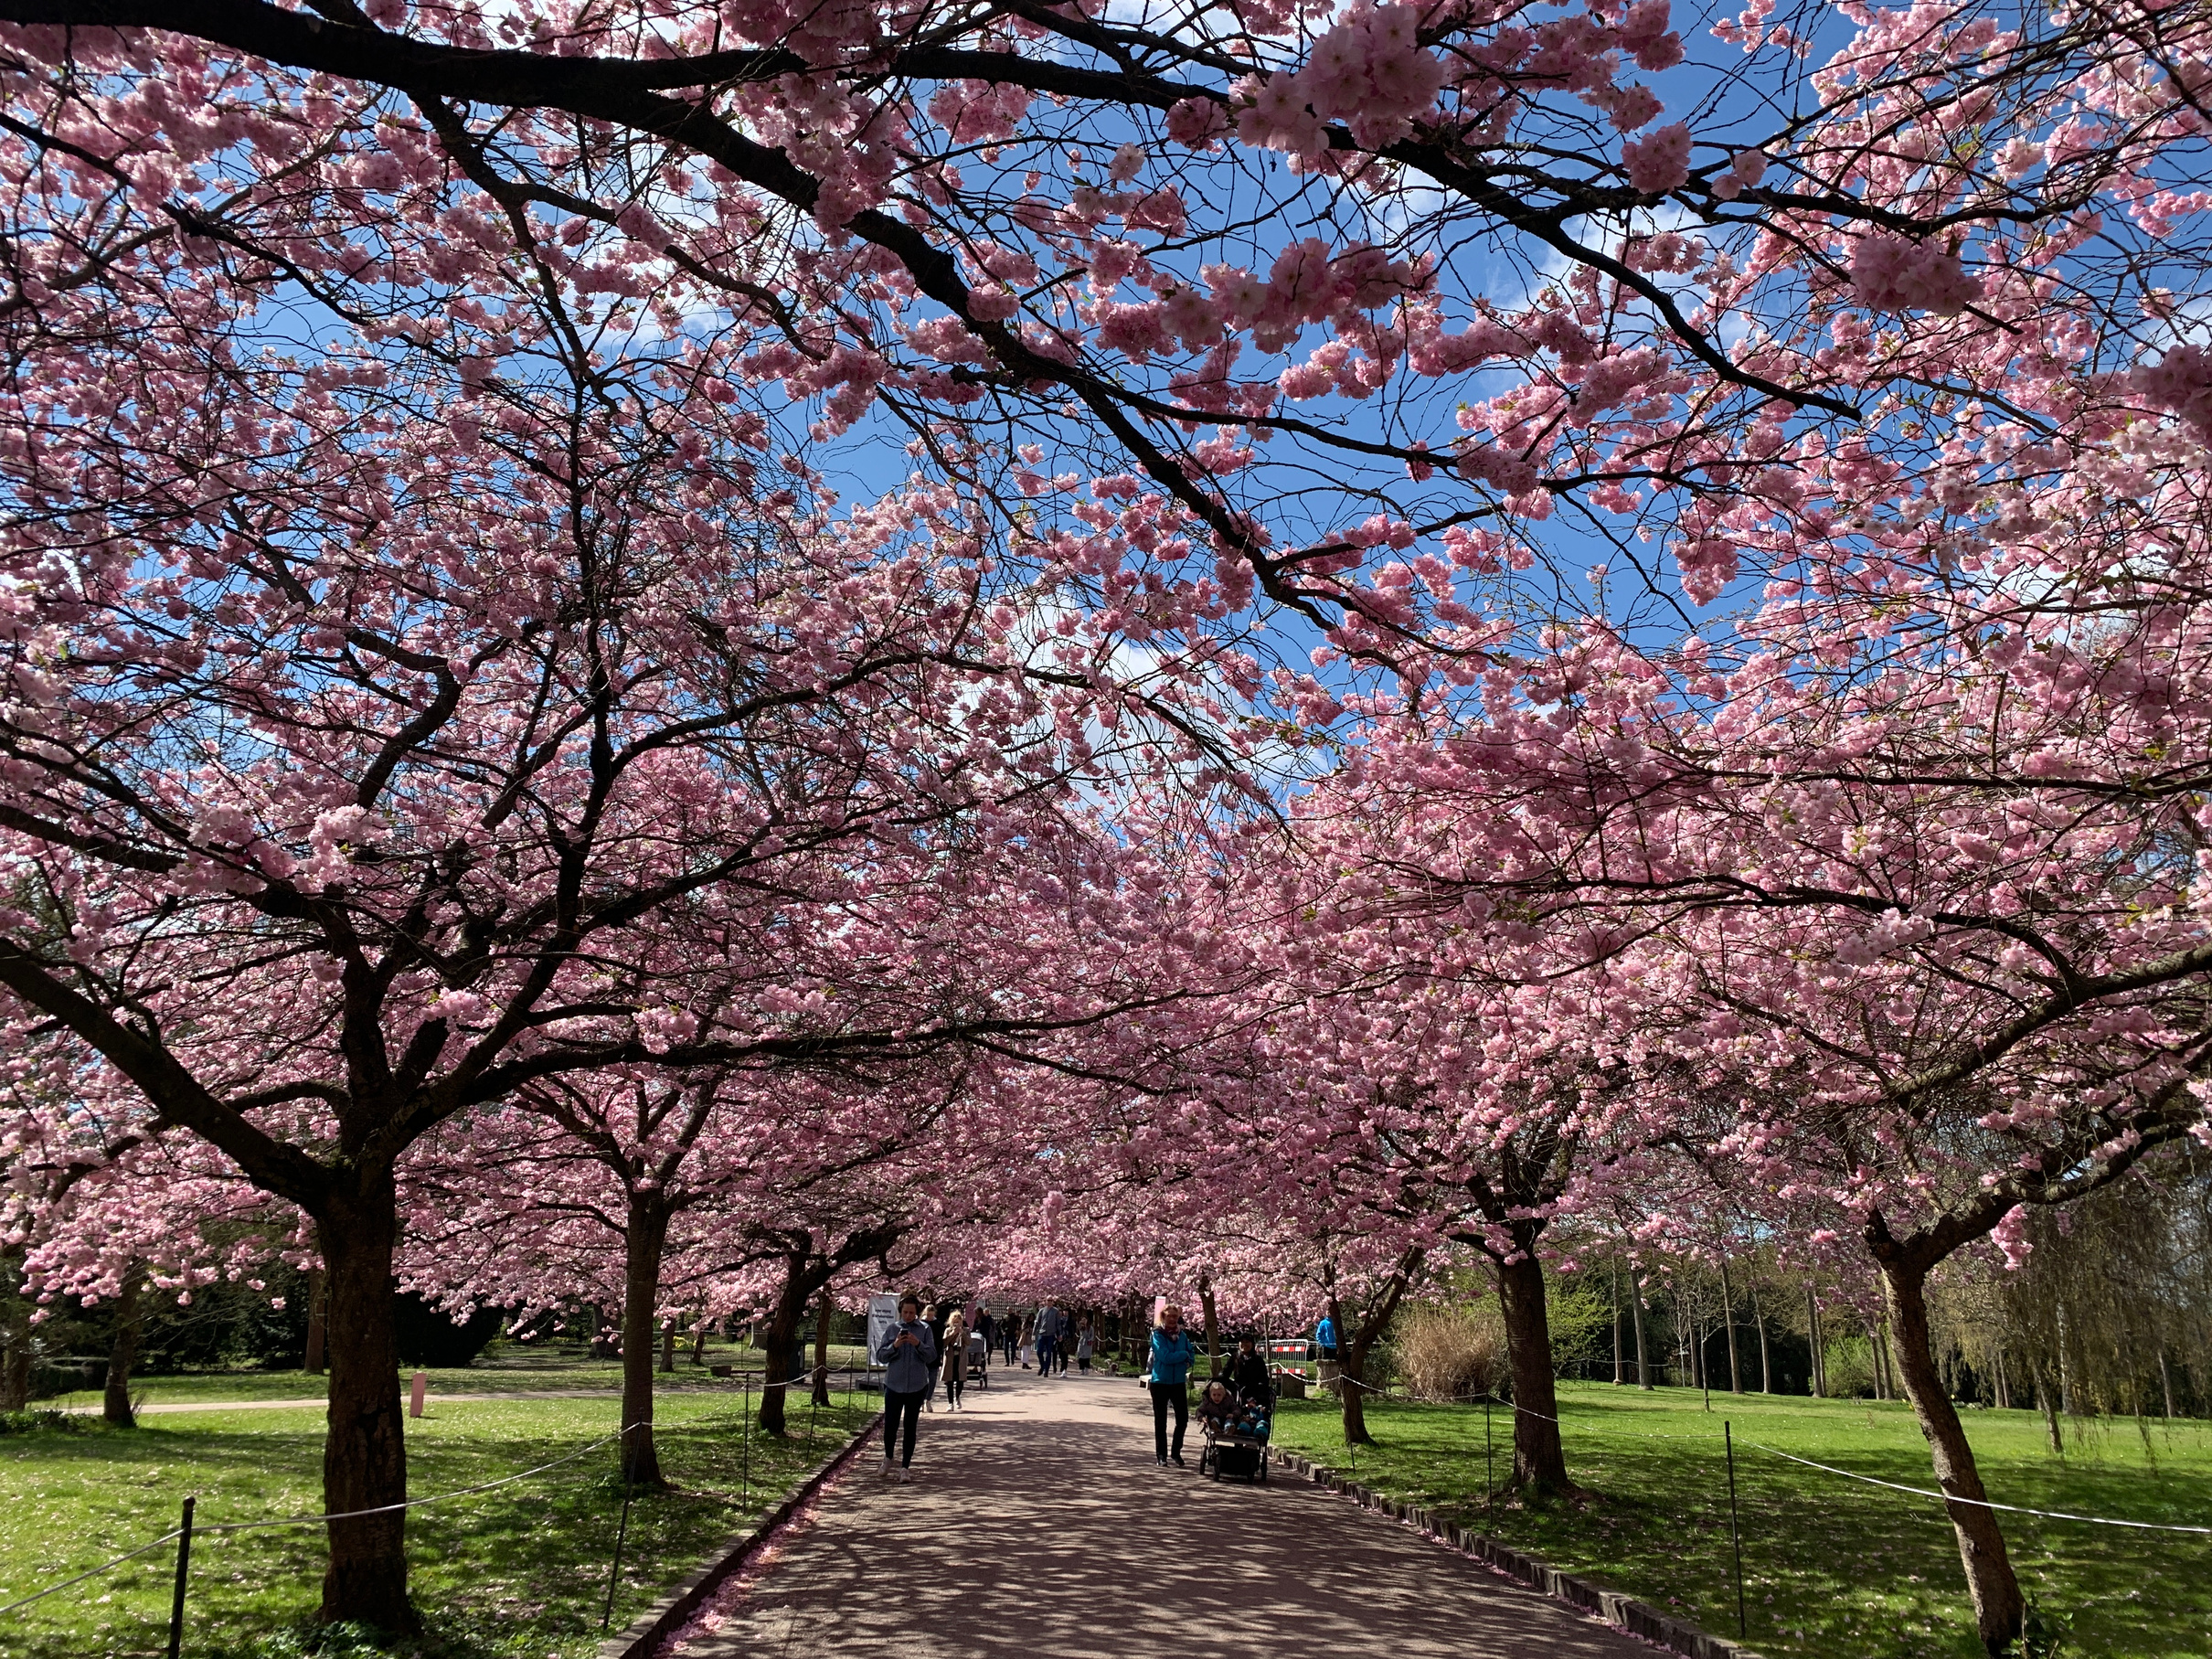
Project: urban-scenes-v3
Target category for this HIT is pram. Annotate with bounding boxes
[1196,1385,1271,1484]
[965,1329,991,1387]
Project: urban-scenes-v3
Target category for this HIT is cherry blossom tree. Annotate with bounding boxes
[0,268,1214,1624]
[8,4,2212,1649]
[5,0,2205,678]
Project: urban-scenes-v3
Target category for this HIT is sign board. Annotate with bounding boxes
[866,1292,902,1368]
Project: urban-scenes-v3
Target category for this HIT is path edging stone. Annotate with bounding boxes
[596,1410,884,1659]
[1271,1450,1766,1659]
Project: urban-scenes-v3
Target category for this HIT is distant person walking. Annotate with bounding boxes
[925,1303,950,1409]
[1032,1303,1063,1376]
[941,1310,968,1410]
[875,1294,938,1480]
[976,1309,997,1370]
[1074,1315,1098,1373]
[1314,1312,1339,1363]
[1141,1303,1200,1467]
[1003,1310,1020,1366]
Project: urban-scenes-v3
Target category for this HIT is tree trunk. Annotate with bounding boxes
[1324,1286,1367,1443]
[756,1253,814,1438]
[1198,1274,1220,1380]
[1882,1261,2023,1656]
[104,1264,144,1428]
[619,1194,671,1488]
[660,1317,675,1375]
[1994,1349,2010,1411]
[690,1318,708,1366]
[1719,1259,1742,1393]
[1337,1323,1374,1446]
[2159,1350,2175,1420]
[2056,1309,2074,1418]
[1495,1253,1572,1492]
[1631,1275,1652,1390]
[317,1173,418,1632]
[2036,1361,2063,1452]
[1611,1260,1624,1385]
[812,1292,834,1407]
[0,1255,31,1411]
[304,1266,327,1376]
[1750,1277,1771,1394]
[1807,1287,1824,1398]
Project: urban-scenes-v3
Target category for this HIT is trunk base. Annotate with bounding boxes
[319,1557,421,1635]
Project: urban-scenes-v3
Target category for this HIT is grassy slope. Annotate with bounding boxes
[1267,1383,2212,1659]
[2,1375,877,1658]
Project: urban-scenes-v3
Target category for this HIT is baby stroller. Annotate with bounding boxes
[965,1329,991,1388]
[1196,1384,1271,1484]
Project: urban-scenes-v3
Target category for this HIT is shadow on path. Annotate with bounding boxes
[675,1370,1650,1658]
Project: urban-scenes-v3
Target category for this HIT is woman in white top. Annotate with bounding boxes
[941,1311,968,1409]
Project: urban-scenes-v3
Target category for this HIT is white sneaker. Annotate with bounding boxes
[879,1458,897,1478]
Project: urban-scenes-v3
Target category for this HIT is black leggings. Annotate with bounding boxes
[1150,1381,1188,1460]
[884,1388,925,1465]
[944,1371,963,1408]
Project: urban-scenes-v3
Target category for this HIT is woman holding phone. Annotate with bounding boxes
[875,1293,938,1479]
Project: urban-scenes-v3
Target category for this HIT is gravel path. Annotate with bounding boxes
[668,1367,1654,1658]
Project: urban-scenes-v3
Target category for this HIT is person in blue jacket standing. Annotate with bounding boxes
[1141,1303,1200,1467]
[1314,1311,1339,1363]
[875,1294,938,1480]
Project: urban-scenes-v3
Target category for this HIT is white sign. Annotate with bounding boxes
[866,1292,902,1369]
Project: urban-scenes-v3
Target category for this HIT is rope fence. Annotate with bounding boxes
[1283,1368,2212,1530]
[0,1363,883,1645]
[1271,1371,2210,1646]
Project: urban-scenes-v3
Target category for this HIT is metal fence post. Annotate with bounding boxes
[1725,1420,1746,1638]
[601,1478,633,1631]
[165,1495,194,1659]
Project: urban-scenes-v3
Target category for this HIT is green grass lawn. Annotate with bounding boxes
[1266,1383,2212,1659]
[42,1339,880,1411]
[2,1373,877,1658]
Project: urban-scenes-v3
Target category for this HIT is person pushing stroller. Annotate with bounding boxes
[1196,1335,1273,1482]
[1224,1335,1273,1404]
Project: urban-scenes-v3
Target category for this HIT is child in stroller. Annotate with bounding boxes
[1196,1340,1273,1483]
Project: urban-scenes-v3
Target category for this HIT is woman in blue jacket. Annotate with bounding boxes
[1141,1304,1200,1467]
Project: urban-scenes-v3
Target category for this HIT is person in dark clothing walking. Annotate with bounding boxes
[874,1294,937,1480]
[1140,1304,1200,1466]
[1226,1335,1273,1403]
